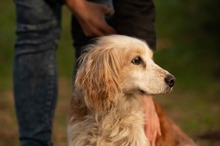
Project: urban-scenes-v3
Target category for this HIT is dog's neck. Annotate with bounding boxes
[95,93,144,115]
[69,91,150,146]
[92,93,149,146]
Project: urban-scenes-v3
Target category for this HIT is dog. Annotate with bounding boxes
[67,35,195,146]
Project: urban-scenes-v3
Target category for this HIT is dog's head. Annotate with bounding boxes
[75,35,175,111]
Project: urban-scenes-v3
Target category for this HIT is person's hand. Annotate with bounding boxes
[66,0,116,37]
[143,96,161,146]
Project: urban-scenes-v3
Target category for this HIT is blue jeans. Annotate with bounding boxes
[14,0,61,146]
[13,0,112,146]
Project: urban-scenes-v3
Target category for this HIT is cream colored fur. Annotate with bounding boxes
[68,35,174,146]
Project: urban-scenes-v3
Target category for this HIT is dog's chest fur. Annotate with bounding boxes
[68,94,150,146]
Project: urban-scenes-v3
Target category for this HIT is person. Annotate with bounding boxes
[13,0,159,146]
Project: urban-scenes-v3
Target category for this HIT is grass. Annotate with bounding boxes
[0,0,220,146]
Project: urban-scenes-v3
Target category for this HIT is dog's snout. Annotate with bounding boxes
[165,75,176,87]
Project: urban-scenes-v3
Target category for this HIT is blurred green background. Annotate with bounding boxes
[0,0,219,146]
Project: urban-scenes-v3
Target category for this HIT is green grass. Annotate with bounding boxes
[0,0,220,146]
[0,1,15,92]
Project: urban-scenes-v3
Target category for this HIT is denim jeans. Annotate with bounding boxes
[13,0,155,145]
[14,0,61,146]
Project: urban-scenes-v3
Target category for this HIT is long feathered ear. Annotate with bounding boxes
[75,45,121,111]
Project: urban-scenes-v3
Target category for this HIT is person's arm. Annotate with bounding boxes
[65,0,116,37]
[143,95,161,146]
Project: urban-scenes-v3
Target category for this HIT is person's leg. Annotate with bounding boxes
[113,0,156,50]
[13,0,62,146]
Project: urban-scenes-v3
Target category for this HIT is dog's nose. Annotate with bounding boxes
[165,75,176,87]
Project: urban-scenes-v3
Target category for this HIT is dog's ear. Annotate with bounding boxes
[75,46,121,111]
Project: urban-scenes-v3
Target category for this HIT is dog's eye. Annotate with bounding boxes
[131,56,142,65]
